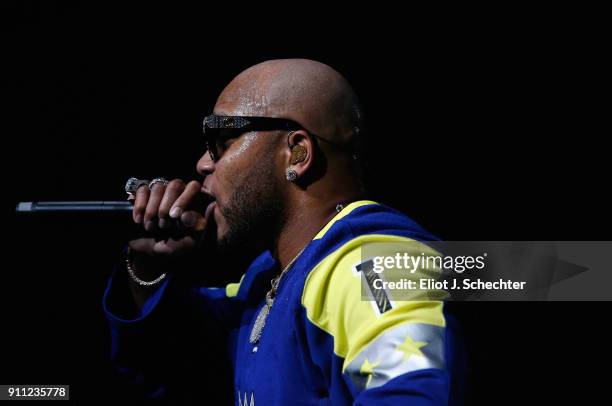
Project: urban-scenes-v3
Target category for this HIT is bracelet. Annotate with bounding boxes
[125,253,167,287]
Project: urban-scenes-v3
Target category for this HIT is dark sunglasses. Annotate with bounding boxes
[202,114,325,161]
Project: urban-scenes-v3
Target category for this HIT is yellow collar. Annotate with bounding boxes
[313,200,378,240]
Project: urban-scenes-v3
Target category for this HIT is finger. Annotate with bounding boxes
[144,182,167,230]
[180,200,215,233]
[169,180,202,219]
[128,237,155,255]
[152,236,196,255]
[158,179,185,229]
[133,185,150,224]
[180,210,204,230]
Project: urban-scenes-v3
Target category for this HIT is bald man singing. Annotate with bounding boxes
[103,59,464,405]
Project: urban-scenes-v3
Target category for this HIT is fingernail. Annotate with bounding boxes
[135,214,143,224]
[170,207,182,218]
[158,218,168,229]
[144,220,154,231]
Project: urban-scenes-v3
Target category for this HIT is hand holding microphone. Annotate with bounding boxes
[126,177,215,257]
[122,176,216,307]
[16,177,216,300]
[15,177,216,309]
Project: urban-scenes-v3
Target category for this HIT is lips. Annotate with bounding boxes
[205,200,217,223]
[201,186,218,224]
[201,187,216,204]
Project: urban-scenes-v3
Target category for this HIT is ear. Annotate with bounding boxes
[285,130,315,181]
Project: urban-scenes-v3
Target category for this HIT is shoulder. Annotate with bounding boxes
[301,202,446,369]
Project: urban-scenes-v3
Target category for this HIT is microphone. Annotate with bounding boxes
[16,201,133,213]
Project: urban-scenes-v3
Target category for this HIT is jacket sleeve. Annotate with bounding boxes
[102,263,235,403]
[301,235,466,405]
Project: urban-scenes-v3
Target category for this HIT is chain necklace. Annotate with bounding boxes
[249,203,347,345]
[249,246,305,344]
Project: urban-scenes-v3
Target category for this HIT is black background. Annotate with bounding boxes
[2,1,609,404]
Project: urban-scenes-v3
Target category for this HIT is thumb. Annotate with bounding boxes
[180,201,216,233]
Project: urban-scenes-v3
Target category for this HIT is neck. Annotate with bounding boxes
[272,192,364,270]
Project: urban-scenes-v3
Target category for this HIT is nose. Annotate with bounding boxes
[196,150,215,177]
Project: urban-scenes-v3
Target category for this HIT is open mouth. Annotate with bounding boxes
[201,186,219,226]
[201,187,216,205]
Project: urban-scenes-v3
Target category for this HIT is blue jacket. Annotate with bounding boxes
[104,200,465,405]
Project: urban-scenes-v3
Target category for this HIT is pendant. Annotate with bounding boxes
[249,302,271,344]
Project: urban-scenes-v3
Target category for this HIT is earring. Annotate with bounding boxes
[285,168,298,182]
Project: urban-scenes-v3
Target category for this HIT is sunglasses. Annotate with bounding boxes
[202,114,328,161]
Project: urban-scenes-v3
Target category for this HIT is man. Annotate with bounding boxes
[104,59,464,405]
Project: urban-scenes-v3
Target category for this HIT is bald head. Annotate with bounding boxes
[214,59,363,147]
[197,59,367,258]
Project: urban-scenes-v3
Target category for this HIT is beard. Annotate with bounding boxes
[216,158,284,256]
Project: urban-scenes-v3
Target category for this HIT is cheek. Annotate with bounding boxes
[212,203,226,234]
[214,162,240,201]
[216,135,259,190]
[224,133,259,163]
[216,134,276,194]
[211,163,241,212]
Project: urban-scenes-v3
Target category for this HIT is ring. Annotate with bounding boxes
[148,177,169,189]
[125,177,149,199]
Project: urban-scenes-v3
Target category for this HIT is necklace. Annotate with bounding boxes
[249,203,348,345]
[249,247,305,344]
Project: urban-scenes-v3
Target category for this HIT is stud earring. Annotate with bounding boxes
[286,168,298,182]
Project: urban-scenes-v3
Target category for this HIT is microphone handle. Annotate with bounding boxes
[16,201,133,213]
